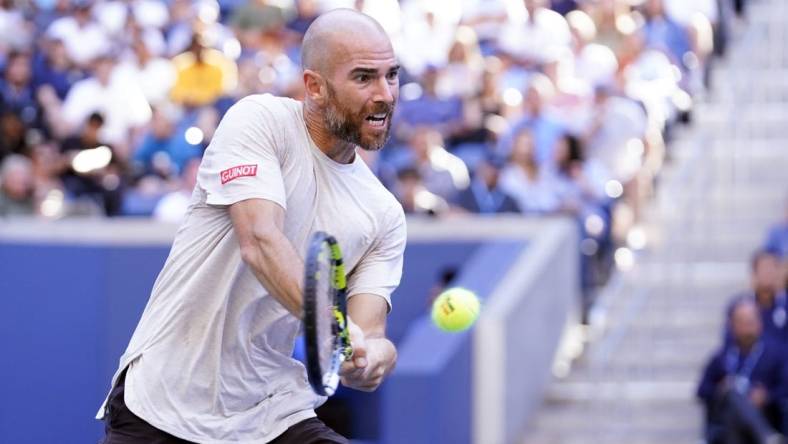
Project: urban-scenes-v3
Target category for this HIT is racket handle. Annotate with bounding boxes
[342,345,354,361]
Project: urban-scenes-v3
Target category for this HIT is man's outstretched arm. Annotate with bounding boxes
[230,198,304,317]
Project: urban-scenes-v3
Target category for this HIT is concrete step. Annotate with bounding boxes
[520,0,786,442]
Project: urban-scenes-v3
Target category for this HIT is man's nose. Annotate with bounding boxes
[372,76,395,104]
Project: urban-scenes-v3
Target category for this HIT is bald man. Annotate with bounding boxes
[97,9,404,444]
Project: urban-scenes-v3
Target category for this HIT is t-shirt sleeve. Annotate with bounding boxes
[347,204,407,312]
[198,96,286,208]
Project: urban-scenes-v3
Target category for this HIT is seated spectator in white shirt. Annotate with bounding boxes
[584,85,647,184]
[61,55,151,152]
[114,33,176,105]
[497,0,572,68]
[437,26,485,100]
[567,9,619,90]
[46,1,110,69]
[398,3,458,78]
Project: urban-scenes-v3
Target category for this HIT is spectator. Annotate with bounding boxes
[458,0,508,55]
[28,140,65,201]
[497,0,572,68]
[583,86,647,232]
[698,298,784,444]
[133,106,200,178]
[0,111,28,160]
[401,126,469,202]
[398,5,457,78]
[0,0,34,55]
[764,200,788,260]
[153,157,200,223]
[45,0,110,69]
[749,251,788,344]
[496,74,566,168]
[114,32,176,106]
[438,26,484,100]
[286,0,320,37]
[451,155,520,214]
[61,55,151,150]
[170,34,238,108]
[60,112,127,216]
[721,250,788,355]
[393,167,449,216]
[567,9,619,90]
[641,0,693,72]
[552,133,609,205]
[0,51,40,130]
[0,154,36,216]
[31,37,83,101]
[499,127,563,214]
[396,65,465,138]
[584,0,637,59]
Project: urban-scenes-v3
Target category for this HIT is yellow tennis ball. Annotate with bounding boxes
[431,287,480,332]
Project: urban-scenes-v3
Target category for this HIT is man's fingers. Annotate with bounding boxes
[346,318,367,367]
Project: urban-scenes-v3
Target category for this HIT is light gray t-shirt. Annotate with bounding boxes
[96,94,407,443]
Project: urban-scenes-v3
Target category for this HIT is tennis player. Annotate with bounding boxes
[97,9,405,444]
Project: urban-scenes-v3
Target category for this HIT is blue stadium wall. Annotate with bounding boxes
[0,218,578,444]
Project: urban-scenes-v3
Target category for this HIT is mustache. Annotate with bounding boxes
[366,101,396,116]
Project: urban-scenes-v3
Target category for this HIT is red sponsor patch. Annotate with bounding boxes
[220,164,258,184]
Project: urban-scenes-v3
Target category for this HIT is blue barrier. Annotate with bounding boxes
[0,243,169,444]
[0,236,484,443]
[0,217,575,444]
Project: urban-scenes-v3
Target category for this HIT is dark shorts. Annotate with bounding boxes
[102,370,348,444]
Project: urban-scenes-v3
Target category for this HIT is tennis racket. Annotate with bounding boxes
[303,231,353,396]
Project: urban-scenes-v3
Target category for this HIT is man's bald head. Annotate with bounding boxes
[301,9,390,76]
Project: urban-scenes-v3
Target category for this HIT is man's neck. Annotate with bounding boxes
[302,101,356,164]
[738,340,756,355]
[755,289,776,307]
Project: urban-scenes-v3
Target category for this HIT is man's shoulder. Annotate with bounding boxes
[236,93,300,115]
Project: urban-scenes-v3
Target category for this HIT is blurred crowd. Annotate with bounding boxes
[697,205,788,444]
[0,0,743,292]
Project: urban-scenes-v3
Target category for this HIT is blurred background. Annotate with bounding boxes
[0,0,786,443]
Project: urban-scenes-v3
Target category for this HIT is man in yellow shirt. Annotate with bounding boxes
[170,35,238,107]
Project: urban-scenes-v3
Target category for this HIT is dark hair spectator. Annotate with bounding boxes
[698,298,784,444]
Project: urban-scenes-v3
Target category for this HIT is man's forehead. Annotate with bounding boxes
[328,37,397,73]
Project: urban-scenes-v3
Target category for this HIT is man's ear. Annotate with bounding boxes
[303,69,327,105]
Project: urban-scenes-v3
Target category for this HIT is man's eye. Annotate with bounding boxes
[357,74,370,82]
[387,71,399,80]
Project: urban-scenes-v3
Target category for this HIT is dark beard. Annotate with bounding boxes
[324,81,393,151]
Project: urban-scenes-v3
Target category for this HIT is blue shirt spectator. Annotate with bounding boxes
[0,51,40,128]
[642,0,692,70]
[133,108,202,176]
[31,39,82,100]
[724,251,788,346]
[496,76,565,167]
[498,116,564,168]
[698,298,784,442]
[396,66,464,134]
[452,157,520,214]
